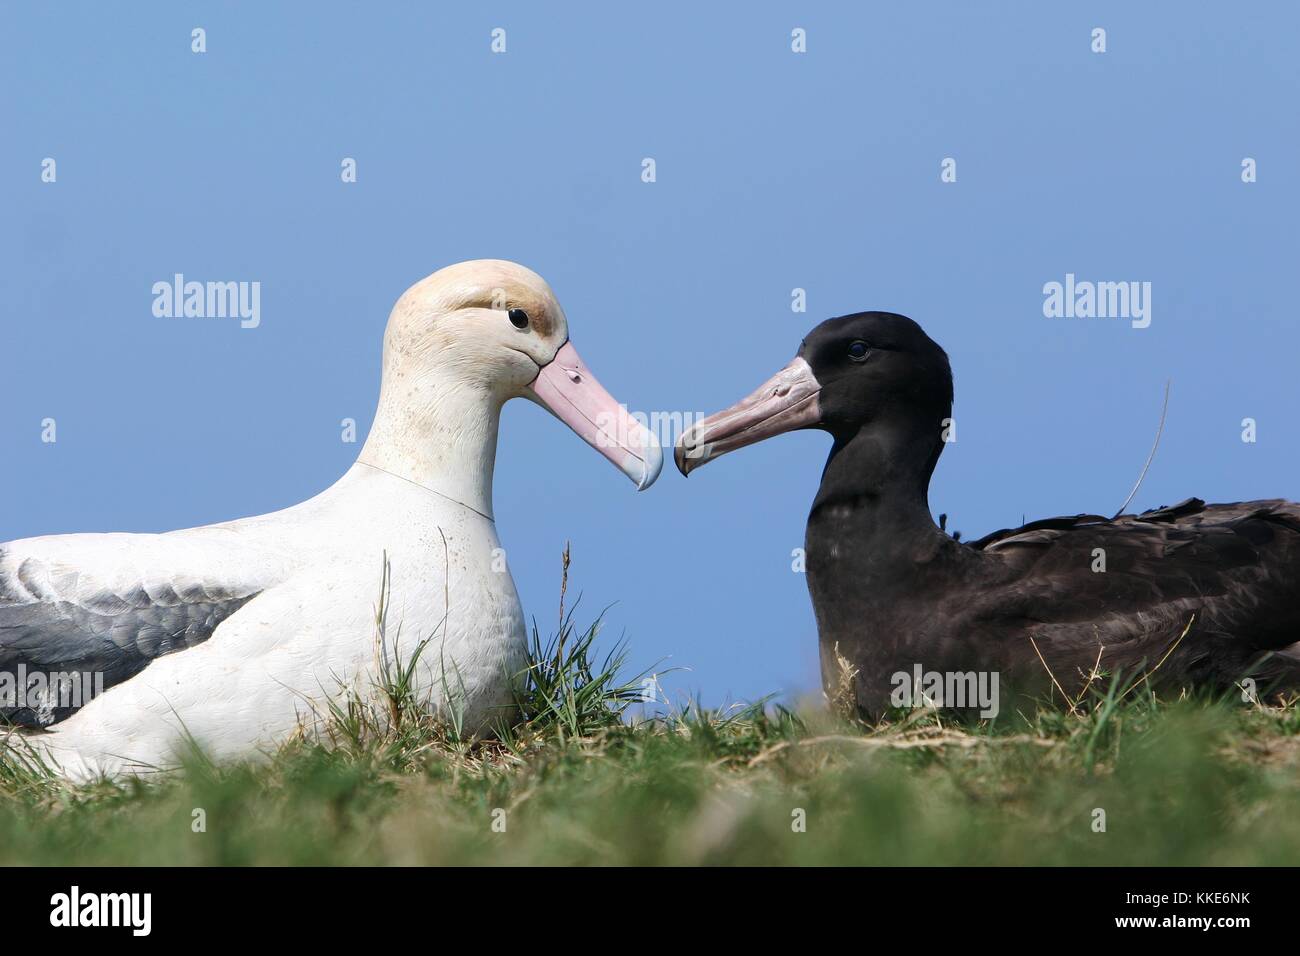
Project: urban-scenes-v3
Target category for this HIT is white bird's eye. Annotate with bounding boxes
[508,309,530,330]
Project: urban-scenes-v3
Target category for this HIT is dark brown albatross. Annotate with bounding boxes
[675,312,1300,717]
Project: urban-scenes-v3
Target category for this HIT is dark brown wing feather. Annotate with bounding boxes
[959,498,1300,696]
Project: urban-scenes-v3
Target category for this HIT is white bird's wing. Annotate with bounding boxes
[0,530,295,727]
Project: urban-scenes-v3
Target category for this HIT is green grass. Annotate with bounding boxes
[4,567,1300,865]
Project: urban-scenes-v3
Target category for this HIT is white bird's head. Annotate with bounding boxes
[370,259,662,492]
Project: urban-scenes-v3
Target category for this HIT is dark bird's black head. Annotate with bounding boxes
[674,312,954,476]
[798,312,953,438]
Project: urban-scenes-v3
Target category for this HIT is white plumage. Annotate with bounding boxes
[1,260,662,779]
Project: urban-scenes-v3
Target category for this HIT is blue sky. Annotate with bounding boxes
[2,2,1297,708]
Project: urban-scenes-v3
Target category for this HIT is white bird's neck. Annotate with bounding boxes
[357,370,501,519]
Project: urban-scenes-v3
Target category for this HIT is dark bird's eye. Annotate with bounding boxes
[508,308,530,330]
[848,340,871,360]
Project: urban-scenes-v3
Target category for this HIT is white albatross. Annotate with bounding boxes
[0,260,662,779]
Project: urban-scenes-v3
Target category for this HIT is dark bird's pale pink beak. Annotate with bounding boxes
[675,356,823,476]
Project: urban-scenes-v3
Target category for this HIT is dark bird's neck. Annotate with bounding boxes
[804,413,963,703]
[809,412,948,545]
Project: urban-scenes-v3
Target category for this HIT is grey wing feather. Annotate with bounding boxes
[0,538,277,727]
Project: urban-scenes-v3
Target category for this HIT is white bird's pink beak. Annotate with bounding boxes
[526,341,663,491]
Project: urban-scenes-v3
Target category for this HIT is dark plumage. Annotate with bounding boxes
[676,313,1300,717]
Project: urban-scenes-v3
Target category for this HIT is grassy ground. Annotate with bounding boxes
[4,590,1300,865]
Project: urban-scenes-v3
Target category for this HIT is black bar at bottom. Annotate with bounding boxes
[2,866,1275,939]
